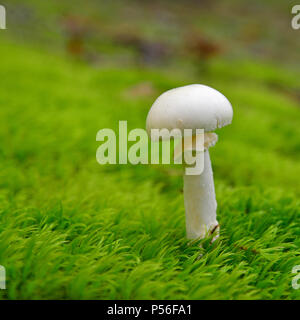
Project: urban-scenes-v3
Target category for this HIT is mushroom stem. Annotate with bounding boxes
[183,149,219,240]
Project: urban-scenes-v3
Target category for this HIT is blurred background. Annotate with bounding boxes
[0,0,299,299]
[2,0,298,191]
[4,0,300,71]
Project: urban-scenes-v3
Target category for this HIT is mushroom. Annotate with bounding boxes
[146,84,233,240]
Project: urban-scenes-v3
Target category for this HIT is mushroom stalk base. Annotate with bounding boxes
[183,150,218,240]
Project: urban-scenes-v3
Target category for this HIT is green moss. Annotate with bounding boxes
[0,40,299,300]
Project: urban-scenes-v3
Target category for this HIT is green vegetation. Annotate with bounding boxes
[0,0,299,300]
[0,36,299,299]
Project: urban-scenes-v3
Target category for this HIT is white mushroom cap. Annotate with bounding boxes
[146,84,233,139]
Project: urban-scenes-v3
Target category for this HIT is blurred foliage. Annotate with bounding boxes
[4,0,300,68]
[0,0,299,299]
